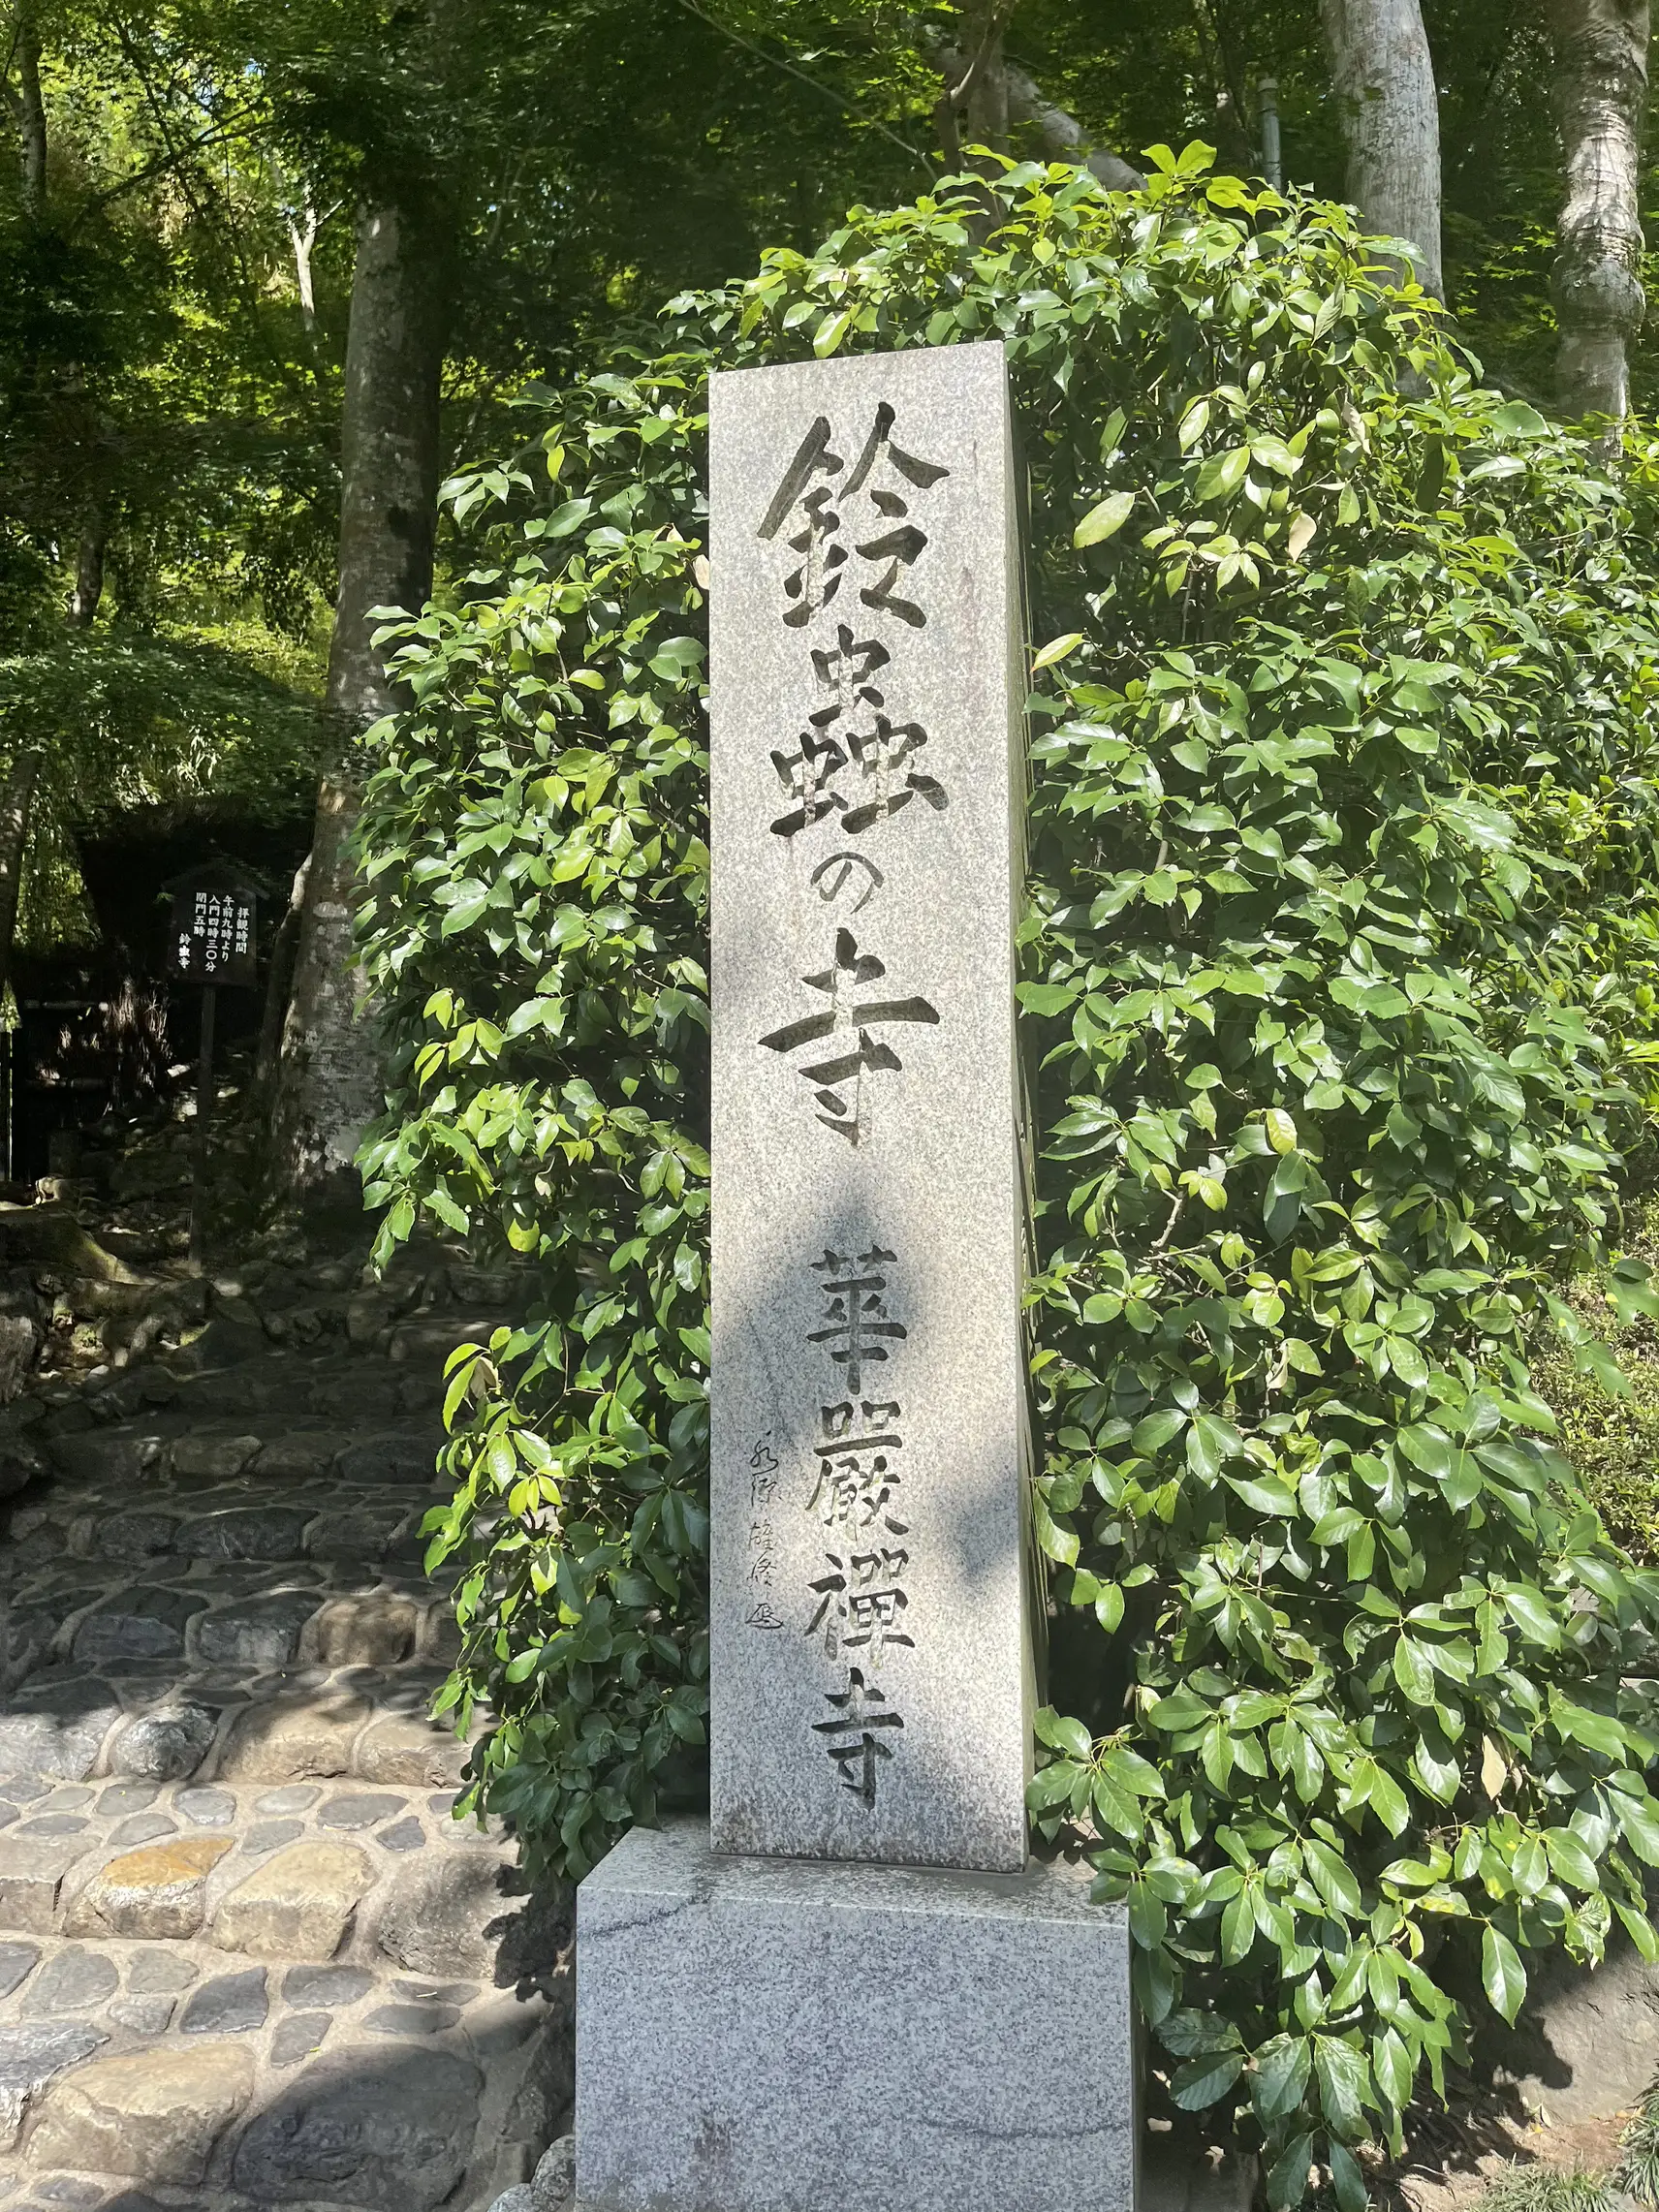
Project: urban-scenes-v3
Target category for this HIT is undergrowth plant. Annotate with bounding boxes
[356,147,1659,2205]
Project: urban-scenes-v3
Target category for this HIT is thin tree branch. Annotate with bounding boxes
[668,0,933,171]
[932,39,1146,188]
[67,107,266,234]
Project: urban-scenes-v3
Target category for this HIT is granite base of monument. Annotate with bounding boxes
[574,1820,1139,2212]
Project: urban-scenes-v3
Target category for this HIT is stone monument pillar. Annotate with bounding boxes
[574,341,1137,2212]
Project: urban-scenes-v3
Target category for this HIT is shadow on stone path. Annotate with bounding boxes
[0,1314,572,2210]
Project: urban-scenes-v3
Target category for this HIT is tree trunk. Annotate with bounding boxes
[1321,0,1444,297]
[932,36,1146,189]
[287,203,320,330]
[1545,0,1650,421]
[0,749,42,1003]
[16,6,45,218]
[66,514,105,629]
[270,195,444,1205]
[0,498,104,1005]
[960,1,1011,154]
[254,854,307,1106]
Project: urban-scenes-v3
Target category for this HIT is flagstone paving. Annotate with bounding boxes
[0,1325,571,2211]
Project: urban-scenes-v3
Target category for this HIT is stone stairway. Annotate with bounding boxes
[0,1326,570,2212]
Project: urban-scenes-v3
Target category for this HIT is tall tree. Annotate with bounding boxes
[1320,0,1444,296]
[0,1,330,990]
[271,194,443,1197]
[1545,0,1650,420]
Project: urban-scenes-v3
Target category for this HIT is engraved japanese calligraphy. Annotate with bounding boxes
[760,407,953,861]
[758,930,939,1144]
[802,1246,914,1789]
[709,341,1034,1873]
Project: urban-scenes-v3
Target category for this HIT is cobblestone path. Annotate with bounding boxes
[0,1324,569,2211]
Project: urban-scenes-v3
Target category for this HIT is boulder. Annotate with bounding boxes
[232,2047,482,2210]
[66,1834,233,1941]
[375,1853,513,1979]
[211,1838,374,1959]
[0,2020,107,2148]
[27,2041,254,2185]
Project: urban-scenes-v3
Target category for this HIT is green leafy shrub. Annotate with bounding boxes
[357,148,1659,2204]
[1533,1217,1659,1565]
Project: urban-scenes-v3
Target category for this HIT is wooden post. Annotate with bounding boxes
[190,982,216,1268]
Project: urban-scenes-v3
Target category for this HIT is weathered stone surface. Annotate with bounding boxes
[706,344,1032,1872]
[0,1835,89,1933]
[256,1785,320,1814]
[95,1781,158,1817]
[17,1814,86,1836]
[73,1586,206,1666]
[336,1436,437,1484]
[180,1967,267,2035]
[364,2002,458,2035]
[423,1608,463,1664]
[533,2135,575,2212]
[0,1315,40,1403]
[211,1838,373,1959]
[376,1854,511,1979]
[218,1688,370,1781]
[192,1592,318,1667]
[252,1436,337,1479]
[1479,1932,1659,2122]
[0,1431,47,1501]
[504,2013,578,2172]
[304,1506,409,1560]
[173,1785,235,1824]
[282,1962,371,2008]
[0,2022,107,2148]
[27,2041,254,2185]
[22,1947,117,2014]
[0,1942,39,1997]
[173,1505,313,1560]
[169,1434,261,1480]
[77,1510,175,1561]
[270,2010,331,2066]
[0,1680,121,1780]
[40,1786,93,1811]
[65,1835,232,1940]
[34,2168,107,2205]
[107,1814,175,1849]
[320,1792,406,1831]
[47,1434,161,1484]
[107,1994,175,2035]
[305,1596,417,1668]
[106,1704,216,1781]
[466,1991,548,2062]
[355,1712,466,1788]
[243,1818,304,1854]
[231,2047,483,2210]
[377,1817,425,1854]
[576,1821,1135,2212]
[127,1950,197,1994]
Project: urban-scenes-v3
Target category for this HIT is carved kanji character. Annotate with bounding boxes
[812,1666,904,1806]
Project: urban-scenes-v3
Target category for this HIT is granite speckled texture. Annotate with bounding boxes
[575,1821,1137,2212]
[707,340,1035,1874]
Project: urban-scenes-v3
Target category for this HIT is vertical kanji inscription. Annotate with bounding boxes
[709,342,1035,1874]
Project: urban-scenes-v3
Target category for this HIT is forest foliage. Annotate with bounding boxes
[2,0,1654,965]
[357,152,1659,2197]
